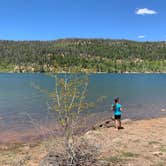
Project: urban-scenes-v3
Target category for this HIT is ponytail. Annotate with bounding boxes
[113,97,119,110]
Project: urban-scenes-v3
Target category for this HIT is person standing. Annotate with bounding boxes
[112,97,122,130]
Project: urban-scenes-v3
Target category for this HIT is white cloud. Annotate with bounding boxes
[135,8,158,15]
[138,35,145,39]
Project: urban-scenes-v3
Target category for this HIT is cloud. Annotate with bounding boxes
[138,35,145,39]
[135,8,158,15]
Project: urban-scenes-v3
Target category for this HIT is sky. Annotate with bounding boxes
[0,0,165,41]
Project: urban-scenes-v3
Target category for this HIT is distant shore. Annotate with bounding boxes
[1,70,166,74]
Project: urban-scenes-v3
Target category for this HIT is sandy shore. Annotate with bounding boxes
[85,117,166,166]
[0,117,166,166]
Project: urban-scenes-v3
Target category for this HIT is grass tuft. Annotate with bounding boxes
[160,148,166,153]
[103,156,123,163]
[122,152,140,158]
[148,141,161,145]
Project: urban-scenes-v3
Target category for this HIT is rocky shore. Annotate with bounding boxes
[0,117,166,166]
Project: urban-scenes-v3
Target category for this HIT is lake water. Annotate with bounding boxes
[0,73,166,143]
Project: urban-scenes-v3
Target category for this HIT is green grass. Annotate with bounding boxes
[160,148,166,153]
[148,141,161,145]
[103,156,123,163]
[122,152,140,158]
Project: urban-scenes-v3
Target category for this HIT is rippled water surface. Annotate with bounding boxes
[0,73,166,143]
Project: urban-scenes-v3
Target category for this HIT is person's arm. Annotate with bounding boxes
[120,104,123,111]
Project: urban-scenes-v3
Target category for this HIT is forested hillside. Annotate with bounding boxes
[0,39,166,73]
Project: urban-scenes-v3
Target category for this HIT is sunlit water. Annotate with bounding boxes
[0,73,166,143]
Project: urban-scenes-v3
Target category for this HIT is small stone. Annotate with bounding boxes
[153,151,163,157]
[152,145,159,149]
[0,146,8,150]
[161,109,166,112]
[29,143,38,148]
[23,145,30,151]
[99,124,103,128]
[112,138,121,143]
[122,119,132,123]
[105,120,110,124]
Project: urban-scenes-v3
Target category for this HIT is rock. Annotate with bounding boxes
[152,151,163,157]
[96,160,110,166]
[152,145,159,149]
[29,143,38,148]
[161,108,166,112]
[0,145,8,150]
[112,138,122,143]
[122,119,132,123]
[23,145,30,151]
[92,118,132,131]
[92,119,114,130]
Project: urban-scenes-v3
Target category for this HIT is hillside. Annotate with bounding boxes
[0,39,166,73]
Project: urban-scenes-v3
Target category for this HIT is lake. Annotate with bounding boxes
[0,73,166,143]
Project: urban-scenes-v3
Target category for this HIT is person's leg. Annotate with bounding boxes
[115,119,117,128]
[119,119,121,128]
[117,119,120,129]
[115,120,118,130]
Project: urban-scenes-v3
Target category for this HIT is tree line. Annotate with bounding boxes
[0,39,166,72]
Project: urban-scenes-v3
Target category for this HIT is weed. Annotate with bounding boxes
[122,152,140,158]
[103,156,123,163]
[148,141,160,145]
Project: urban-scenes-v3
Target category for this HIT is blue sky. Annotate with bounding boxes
[0,0,165,41]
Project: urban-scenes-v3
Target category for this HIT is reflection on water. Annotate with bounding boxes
[0,73,166,143]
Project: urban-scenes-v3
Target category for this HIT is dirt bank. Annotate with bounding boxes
[84,117,166,166]
[0,117,166,166]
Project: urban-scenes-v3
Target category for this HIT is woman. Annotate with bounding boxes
[112,97,122,130]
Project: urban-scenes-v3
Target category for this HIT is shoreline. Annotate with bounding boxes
[0,116,165,165]
[0,113,165,146]
[1,71,166,74]
[0,109,165,145]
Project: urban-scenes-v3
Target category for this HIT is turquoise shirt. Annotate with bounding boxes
[112,103,122,115]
